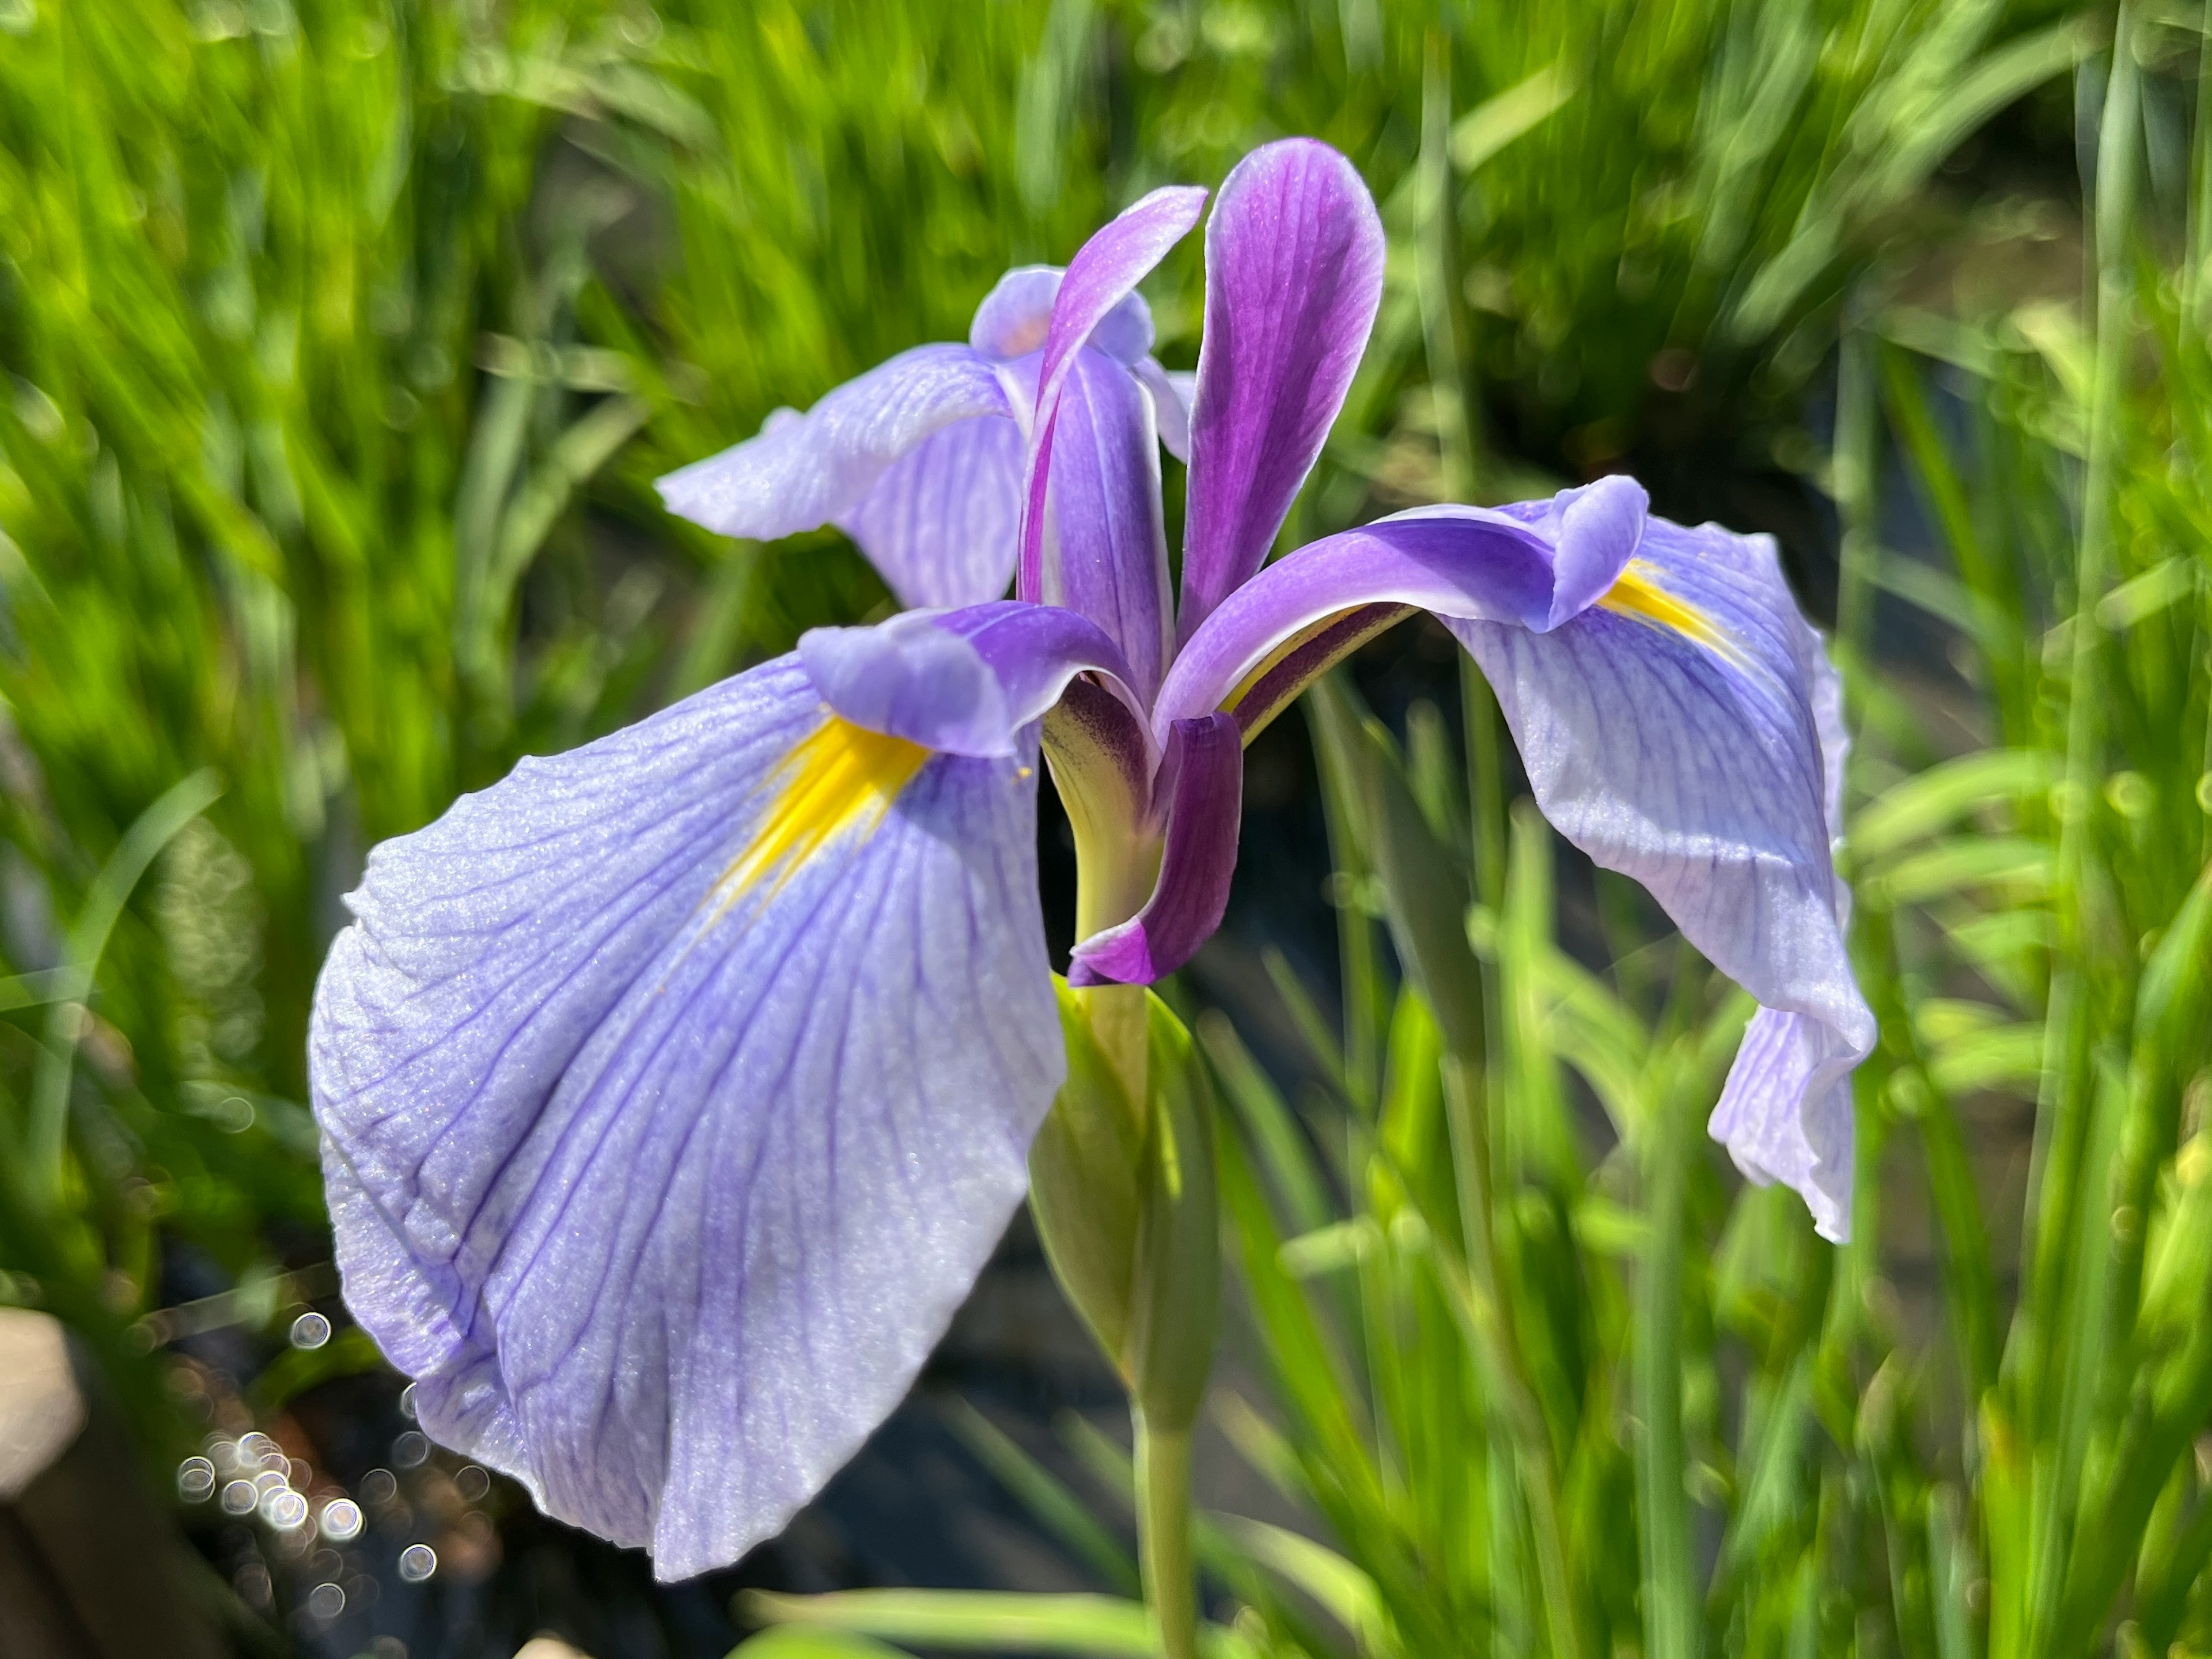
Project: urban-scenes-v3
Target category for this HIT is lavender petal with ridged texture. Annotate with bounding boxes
[1179,139,1385,639]
[656,344,1017,608]
[1449,516,1873,1239]
[839,415,1024,607]
[1067,711,1244,986]
[1039,350,1175,700]
[310,657,1062,1580]
[1020,185,1209,599]
[1153,479,1647,737]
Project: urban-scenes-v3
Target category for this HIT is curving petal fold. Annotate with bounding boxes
[1448,515,1874,1238]
[1179,139,1385,640]
[802,601,1146,759]
[1153,477,1647,738]
[1067,711,1244,986]
[311,658,1063,1580]
[656,344,1017,607]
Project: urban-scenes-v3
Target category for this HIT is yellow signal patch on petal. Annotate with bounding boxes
[1598,558,1740,662]
[718,714,929,907]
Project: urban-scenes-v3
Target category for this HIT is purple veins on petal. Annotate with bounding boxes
[1450,514,1874,1238]
[1179,138,1386,641]
[310,656,1063,1580]
[839,414,1025,608]
[656,344,1019,610]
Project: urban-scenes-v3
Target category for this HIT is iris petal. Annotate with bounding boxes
[1020,185,1209,600]
[1041,350,1175,700]
[310,658,1063,1578]
[656,344,1017,607]
[1179,139,1385,639]
[1154,478,1647,738]
[1450,516,1874,1238]
[839,415,1024,608]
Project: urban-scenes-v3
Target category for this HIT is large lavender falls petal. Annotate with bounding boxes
[1179,138,1384,639]
[1067,712,1243,986]
[309,658,1063,1578]
[657,344,1018,608]
[840,414,1024,608]
[1450,516,1874,1240]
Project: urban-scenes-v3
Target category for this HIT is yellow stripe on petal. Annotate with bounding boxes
[717,714,929,910]
[1598,558,1741,662]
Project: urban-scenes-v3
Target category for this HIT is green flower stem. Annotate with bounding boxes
[1133,1408,1199,1659]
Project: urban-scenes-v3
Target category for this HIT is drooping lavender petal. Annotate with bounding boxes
[1708,601,1858,1239]
[1067,711,1243,986]
[311,658,1062,1580]
[1152,477,1648,739]
[970,265,1156,366]
[656,344,1017,607]
[802,601,1146,759]
[1449,516,1874,1238]
[1020,185,1209,599]
[1039,350,1174,700]
[1178,139,1385,640]
[839,414,1024,608]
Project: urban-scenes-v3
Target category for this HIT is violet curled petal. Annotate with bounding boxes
[1179,138,1385,641]
[798,613,1014,757]
[1067,711,1244,986]
[1449,517,1874,1240]
[1150,507,1563,740]
[657,342,1009,553]
[803,602,1146,761]
[310,657,1063,1581]
[1039,349,1175,701]
[1019,185,1209,600]
[837,415,1025,608]
[938,601,1150,735]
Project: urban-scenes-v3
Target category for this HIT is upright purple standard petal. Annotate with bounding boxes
[1040,350,1175,700]
[1449,517,1874,1239]
[1179,139,1385,639]
[1067,712,1243,986]
[657,344,1017,608]
[311,658,1063,1579]
[1020,185,1209,600]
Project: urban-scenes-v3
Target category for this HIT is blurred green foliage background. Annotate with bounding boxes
[3,0,2210,1656]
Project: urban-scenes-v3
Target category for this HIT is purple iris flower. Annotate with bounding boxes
[309,139,1872,1581]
